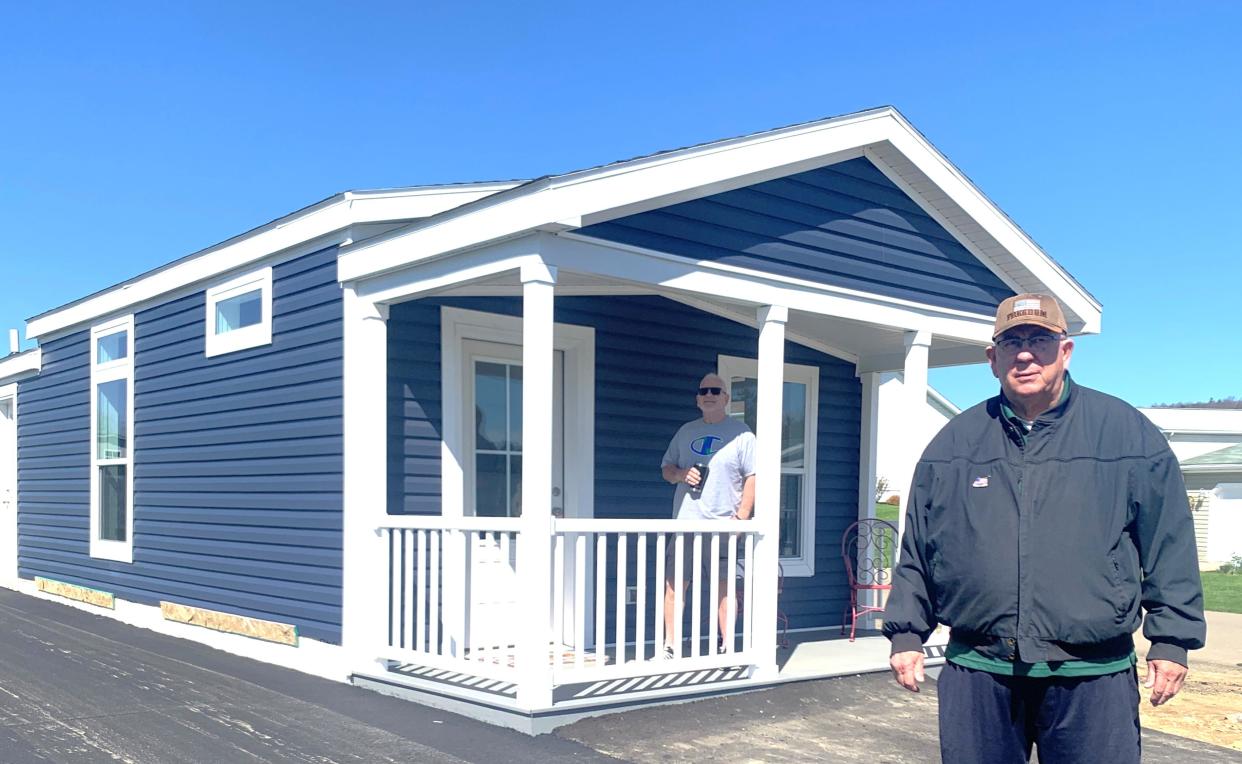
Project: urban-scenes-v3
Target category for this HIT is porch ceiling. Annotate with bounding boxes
[429,267,987,372]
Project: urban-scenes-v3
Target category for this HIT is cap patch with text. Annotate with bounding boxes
[992,293,1068,340]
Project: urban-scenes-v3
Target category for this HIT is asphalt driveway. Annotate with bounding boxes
[0,589,1237,763]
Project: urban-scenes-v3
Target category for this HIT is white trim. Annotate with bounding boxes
[204,266,273,357]
[439,307,595,523]
[335,108,1100,339]
[89,315,135,563]
[538,234,997,344]
[26,184,519,342]
[718,354,819,577]
[0,383,17,586]
[6,579,352,681]
[340,288,390,673]
[0,348,41,384]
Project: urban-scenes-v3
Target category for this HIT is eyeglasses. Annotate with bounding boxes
[697,387,724,396]
[995,333,1065,356]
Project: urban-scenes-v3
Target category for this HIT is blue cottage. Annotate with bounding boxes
[0,108,1100,731]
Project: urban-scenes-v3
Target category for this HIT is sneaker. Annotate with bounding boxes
[662,645,676,660]
[718,643,728,655]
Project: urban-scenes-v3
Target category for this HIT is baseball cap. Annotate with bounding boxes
[992,293,1067,340]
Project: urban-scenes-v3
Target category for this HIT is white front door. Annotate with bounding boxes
[0,391,16,585]
[441,307,595,652]
[463,340,565,518]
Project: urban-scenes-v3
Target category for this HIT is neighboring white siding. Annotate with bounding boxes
[875,372,955,499]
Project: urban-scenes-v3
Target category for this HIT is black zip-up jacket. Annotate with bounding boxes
[883,377,1206,666]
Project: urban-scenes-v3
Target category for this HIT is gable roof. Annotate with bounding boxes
[26,106,1101,343]
[339,106,1101,334]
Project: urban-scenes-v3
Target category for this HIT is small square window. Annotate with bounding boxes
[204,267,273,357]
[96,331,128,364]
[215,289,263,334]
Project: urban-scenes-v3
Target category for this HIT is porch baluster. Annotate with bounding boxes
[653,533,666,660]
[595,533,606,667]
[709,532,720,656]
[725,533,738,653]
[429,530,440,656]
[416,529,427,652]
[636,533,647,662]
[672,533,684,658]
[615,533,627,666]
[574,532,587,668]
[690,532,702,658]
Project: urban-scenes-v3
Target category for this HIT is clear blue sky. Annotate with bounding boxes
[2,2,1238,408]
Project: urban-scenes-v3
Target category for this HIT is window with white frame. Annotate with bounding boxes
[90,316,135,562]
[718,354,819,576]
[204,267,273,357]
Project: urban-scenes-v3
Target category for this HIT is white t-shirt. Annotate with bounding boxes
[661,417,756,520]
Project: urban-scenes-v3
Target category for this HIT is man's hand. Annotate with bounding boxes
[684,467,701,487]
[1144,659,1188,706]
[890,650,924,692]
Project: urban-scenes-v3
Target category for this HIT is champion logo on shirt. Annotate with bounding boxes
[972,476,989,488]
[690,435,723,456]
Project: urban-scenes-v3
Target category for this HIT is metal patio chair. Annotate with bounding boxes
[841,518,898,641]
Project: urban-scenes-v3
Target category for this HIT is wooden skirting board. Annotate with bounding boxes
[36,577,116,609]
[160,602,299,647]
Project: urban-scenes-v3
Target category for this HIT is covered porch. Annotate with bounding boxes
[330,109,1099,727]
[336,230,983,723]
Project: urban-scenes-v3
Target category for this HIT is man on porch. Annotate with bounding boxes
[660,373,756,659]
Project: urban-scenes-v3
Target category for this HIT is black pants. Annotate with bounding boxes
[937,662,1141,764]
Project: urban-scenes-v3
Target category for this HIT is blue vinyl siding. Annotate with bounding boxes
[576,157,1013,315]
[16,246,343,643]
[389,295,857,632]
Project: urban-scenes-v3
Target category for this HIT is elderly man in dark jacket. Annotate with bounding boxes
[882,293,1205,764]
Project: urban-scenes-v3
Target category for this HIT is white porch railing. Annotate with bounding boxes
[377,516,761,699]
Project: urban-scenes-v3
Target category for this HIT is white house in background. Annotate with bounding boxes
[1140,408,1242,569]
[875,373,959,502]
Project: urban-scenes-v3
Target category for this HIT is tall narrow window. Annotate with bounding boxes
[719,354,819,577]
[204,267,273,357]
[90,316,135,562]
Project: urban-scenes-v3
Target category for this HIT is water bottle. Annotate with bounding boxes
[690,462,710,496]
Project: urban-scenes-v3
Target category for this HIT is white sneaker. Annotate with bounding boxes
[662,645,676,660]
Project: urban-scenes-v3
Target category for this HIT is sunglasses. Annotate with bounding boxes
[697,387,724,396]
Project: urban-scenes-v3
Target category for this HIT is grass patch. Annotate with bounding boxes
[1201,571,1242,614]
[874,503,900,523]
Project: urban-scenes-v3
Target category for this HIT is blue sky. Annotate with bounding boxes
[2,2,1238,408]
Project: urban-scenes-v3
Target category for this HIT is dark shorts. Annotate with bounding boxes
[663,536,735,590]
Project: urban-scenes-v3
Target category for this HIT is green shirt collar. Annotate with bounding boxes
[1001,373,1072,429]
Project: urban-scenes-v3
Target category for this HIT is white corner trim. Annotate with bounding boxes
[0,348,41,384]
[204,266,274,358]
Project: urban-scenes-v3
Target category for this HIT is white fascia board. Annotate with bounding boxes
[0,348,41,383]
[874,115,1102,335]
[1139,408,1242,435]
[26,183,518,342]
[337,111,903,283]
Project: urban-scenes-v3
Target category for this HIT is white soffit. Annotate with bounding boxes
[0,348,42,383]
[337,107,1101,339]
[25,182,520,341]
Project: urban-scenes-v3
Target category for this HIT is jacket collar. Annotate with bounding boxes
[993,373,1074,441]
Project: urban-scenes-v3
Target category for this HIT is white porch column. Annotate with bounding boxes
[517,261,557,708]
[856,371,882,626]
[340,286,389,677]
[751,305,786,681]
[896,330,931,544]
